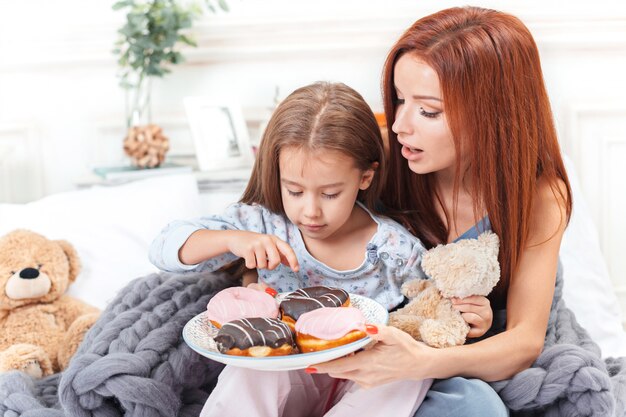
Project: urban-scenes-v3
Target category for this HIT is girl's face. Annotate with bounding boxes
[279,147,374,242]
[392,54,458,179]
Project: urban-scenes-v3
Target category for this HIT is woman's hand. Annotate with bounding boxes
[310,324,436,388]
[226,230,299,272]
[245,280,278,297]
[451,295,493,338]
[240,269,279,296]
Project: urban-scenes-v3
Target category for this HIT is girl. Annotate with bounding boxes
[313,6,573,417]
[150,82,490,416]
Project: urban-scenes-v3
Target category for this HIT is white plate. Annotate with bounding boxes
[182,293,389,371]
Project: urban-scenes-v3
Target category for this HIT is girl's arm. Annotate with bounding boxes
[314,178,568,384]
[149,203,298,273]
[148,219,237,273]
[178,229,247,265]
[179,229,299,272]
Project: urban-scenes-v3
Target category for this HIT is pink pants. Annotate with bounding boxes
[200,366,433,417]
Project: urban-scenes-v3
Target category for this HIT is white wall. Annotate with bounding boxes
[1,0,626,322]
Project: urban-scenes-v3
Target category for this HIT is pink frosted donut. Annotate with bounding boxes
[207,287,279,328]
[295,307,367,352]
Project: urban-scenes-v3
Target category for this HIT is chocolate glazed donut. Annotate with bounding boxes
[280,286,350,328]
[215,317,296,357]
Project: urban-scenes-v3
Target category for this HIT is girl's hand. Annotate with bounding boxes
[310,324,436,388]
[451,295,493,338]
[226,231,299,272]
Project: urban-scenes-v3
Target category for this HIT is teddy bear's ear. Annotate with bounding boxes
[56,240,81,282]
[477,231,500,258]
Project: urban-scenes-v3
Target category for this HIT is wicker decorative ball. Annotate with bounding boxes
[123,124,170,168]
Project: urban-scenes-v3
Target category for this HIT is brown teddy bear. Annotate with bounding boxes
[389,231,500,348]
[0,229,100,378]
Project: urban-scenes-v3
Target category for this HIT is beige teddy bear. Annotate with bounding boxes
[0,229,100,378]
[389,231,500,348]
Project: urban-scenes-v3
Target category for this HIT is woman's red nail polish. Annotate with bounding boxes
[365,324,378,334]
[305,367,317,374]
[265,287,278,297]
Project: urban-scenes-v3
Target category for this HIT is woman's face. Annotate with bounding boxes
[392,54,458,179]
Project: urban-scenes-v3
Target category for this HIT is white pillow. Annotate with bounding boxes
[0,174,203,309]
[561,155,626,358]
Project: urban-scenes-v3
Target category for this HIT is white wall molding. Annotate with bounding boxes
[604,135,626,328]
[564,103,626,176]
[564,103,626,326]
[189,14,626,60]
[0,142,16,203]
[564,104,626,231]
[3,13,626,71]
[0,124,43,203]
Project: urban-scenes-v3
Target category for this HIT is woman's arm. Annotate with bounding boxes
[314,179,568,384]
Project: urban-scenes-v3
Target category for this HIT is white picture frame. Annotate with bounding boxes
[184,97,254,171]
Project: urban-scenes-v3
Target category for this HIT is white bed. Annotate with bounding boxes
[1,161,624,358]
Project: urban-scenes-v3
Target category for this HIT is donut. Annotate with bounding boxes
[214,317,296,357]
[295,307,367,353]
[206,287,279,328]
[279,286,349,329]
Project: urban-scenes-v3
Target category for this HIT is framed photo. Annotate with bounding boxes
[184,97,254,171]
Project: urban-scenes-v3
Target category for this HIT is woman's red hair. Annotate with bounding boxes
[381,6,572,305]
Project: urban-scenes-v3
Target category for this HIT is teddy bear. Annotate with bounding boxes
[388,231,500,348]
[0,229,100,378]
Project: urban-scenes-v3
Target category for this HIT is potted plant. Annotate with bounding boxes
[112,0,228,168]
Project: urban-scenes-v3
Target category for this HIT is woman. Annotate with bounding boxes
[313,6,572,416]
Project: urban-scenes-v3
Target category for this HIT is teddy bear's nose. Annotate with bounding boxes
[19,268,40,279]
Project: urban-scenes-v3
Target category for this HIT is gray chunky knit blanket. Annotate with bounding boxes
[490,263,626,417]
[1,267,625,417]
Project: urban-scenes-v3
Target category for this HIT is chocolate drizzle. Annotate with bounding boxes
[215,317,295,352]
[280,286,349,321]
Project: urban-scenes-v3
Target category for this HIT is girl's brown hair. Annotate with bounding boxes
[241,81,385,214]
[381,7,572,305]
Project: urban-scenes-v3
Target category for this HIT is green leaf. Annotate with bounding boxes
[118,25,139,38]
[163,33,178,48]
[147,64,166,77]
[178,34,197,47]
[217,0,229,12]
[204,1,216,13]
[179,17,193,29]
[168,51,184,64]
[112,0,132,11]
[128,13,147,29]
